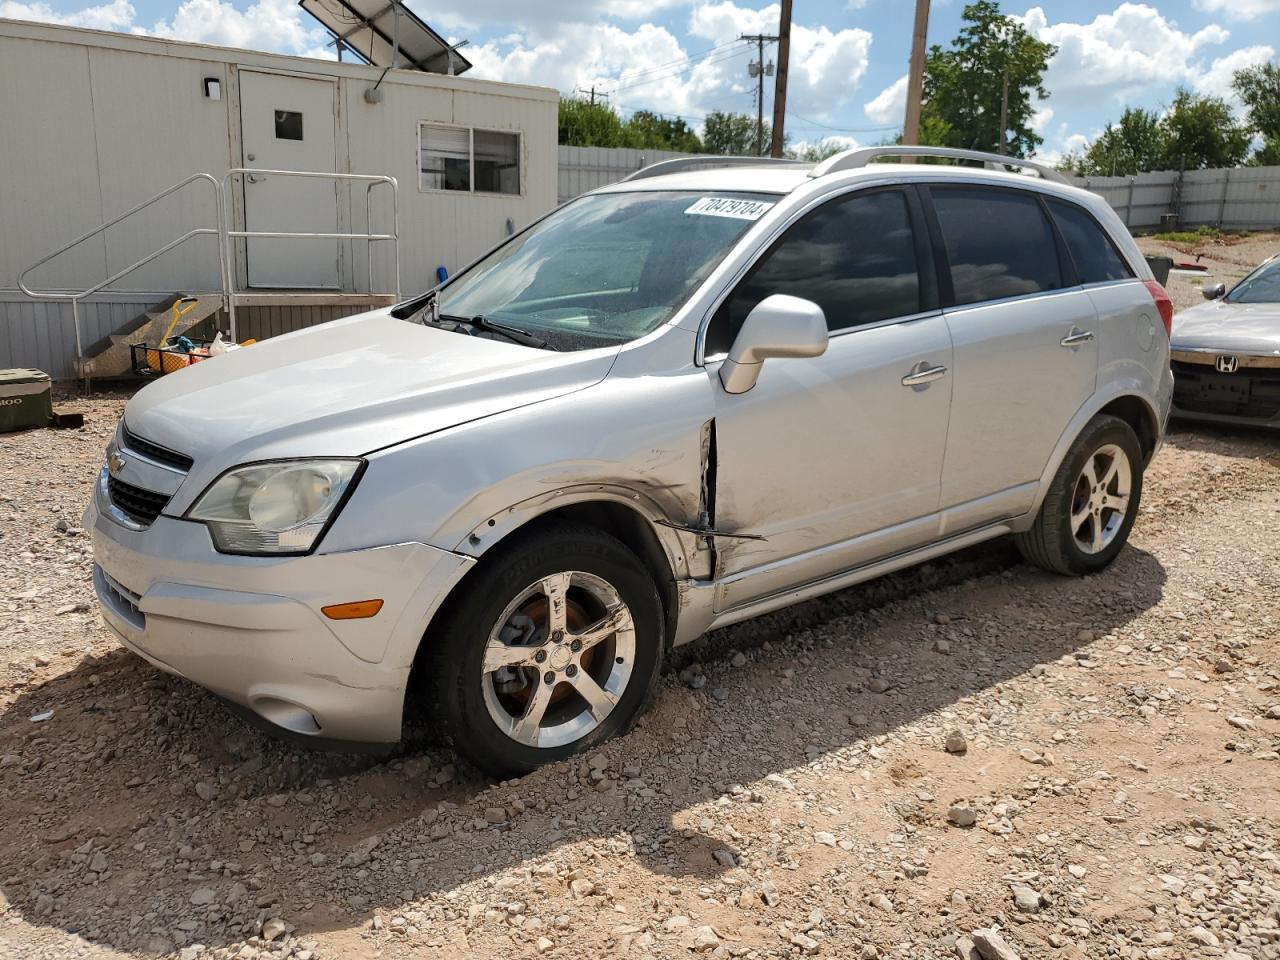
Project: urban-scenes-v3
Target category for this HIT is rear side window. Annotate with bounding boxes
[932,187,1063,306]
[1047,199,1133,284]
[707,189,922,355]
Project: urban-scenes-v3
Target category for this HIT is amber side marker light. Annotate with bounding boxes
[322,599,384,620]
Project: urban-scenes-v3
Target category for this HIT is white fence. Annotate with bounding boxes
[558,146,696,203]
[1069,166,1280,232]
[558,146,1280,232]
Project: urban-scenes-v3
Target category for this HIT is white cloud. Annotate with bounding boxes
[1031,102,1054,133]
[687,1,872,118]
[1194,44,1275,100]
[468,22,713,115]
[432,0,694,35]
[1,0,334,56]
[1193,0,1280,21]
[1019,3,1230,106]
[790,134,859,156]
[864,74,906,125]
[149,0,332,57]
[1031,127,1089,166]
[472,1,872,123]
[0,0,134,30]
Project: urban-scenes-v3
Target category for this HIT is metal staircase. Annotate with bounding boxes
[18,168,399,381]
[78,294,223,379]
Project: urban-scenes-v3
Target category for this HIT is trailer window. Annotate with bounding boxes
[274,110,303,141]
[419,124,521,196]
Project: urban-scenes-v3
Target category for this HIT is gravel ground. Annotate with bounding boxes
[2,293,1279,960]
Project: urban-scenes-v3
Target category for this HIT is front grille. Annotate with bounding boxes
[121,425,194,471]
[1173,361,1280,420]
[107,476,171,527]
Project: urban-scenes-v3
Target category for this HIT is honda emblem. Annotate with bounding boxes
[1215,355,1239,373]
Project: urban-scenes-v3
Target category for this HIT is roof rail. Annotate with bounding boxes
[621,155,809,183]
[810,146,1070,185]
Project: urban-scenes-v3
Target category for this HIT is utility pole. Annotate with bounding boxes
[770,0,792,157]
[577,86,609,106]
[902,0,931,147]
[741,33,778,156]
[997,67,1009,155]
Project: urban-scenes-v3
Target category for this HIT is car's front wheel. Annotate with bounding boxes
[1015,414,1145,576]
[426,521,664,778]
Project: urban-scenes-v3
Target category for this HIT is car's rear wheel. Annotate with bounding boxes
[427,521,663,778]
[1015,414,1144,576]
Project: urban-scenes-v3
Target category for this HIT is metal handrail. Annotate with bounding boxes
[810,146,1071,184]
[17,172,227,371]
[222,168,400,337]
[18,168,401,378]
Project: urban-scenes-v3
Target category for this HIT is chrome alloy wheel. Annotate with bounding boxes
[1070,442,1132,555]
[481,571,636,749]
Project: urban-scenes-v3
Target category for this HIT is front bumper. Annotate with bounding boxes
[1170,354,1280,431]
[86,490,473,745]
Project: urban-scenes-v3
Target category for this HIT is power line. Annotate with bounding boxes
[609,38,740,86]
[609,47,751,95]
[790,112,901,133]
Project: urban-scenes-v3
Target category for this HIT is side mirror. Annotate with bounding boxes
[719,295,828,395]
[1202,282,1227,301]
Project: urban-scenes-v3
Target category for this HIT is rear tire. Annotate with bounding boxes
[1015,414,1144,576]
[426,521,663,778]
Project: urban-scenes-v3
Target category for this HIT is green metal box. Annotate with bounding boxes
[0,369,53,433]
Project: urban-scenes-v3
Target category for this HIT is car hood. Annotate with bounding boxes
[1171,300,1280,356]
[123,310,616,470]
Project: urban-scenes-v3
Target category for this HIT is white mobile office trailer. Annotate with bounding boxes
[0,18,558,378]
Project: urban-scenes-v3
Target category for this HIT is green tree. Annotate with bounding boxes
[702,110,771,156]
[558,98,625,147]
[1232,62,1280,165]
[1076,107,1168,176]
[622,110,703,152]
[921,1,1056,157]
[1232,62,1280,140]
[787,138,849,162]
[1160,88,1251,170]
[1252,136,1280,167]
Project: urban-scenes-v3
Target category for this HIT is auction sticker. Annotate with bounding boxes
[685,197,775,220]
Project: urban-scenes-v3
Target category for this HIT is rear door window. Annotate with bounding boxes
[931,187,1064,306]
[707,189,923,356]
[1046,199,1134,284]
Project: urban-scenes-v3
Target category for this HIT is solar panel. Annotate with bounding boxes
[298,0,472,75]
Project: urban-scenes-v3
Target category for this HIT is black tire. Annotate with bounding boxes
[425,521,664,778]
[1015,414,1144,576]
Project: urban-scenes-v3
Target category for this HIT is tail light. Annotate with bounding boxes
[1143,280,1173,337]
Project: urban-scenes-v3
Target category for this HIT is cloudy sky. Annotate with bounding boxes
[1,0,1277,160]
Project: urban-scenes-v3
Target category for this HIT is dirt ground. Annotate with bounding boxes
[1140,232,1279,313]
[2,255,1279,960]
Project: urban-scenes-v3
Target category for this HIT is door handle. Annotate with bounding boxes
[901,364,948,387]
[1060,329,1095,347]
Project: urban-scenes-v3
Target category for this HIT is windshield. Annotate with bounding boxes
[1227,257,1280,304]
[430,191,777,350]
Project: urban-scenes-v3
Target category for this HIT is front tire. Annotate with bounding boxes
[1015,414,1144,576]
[426,521,663,778]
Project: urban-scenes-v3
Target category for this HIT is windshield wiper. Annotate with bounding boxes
[437,313,553,350]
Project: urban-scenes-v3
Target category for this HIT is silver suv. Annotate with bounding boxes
[88,147,1175,776]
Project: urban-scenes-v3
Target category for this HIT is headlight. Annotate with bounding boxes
[186,459,363,554]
